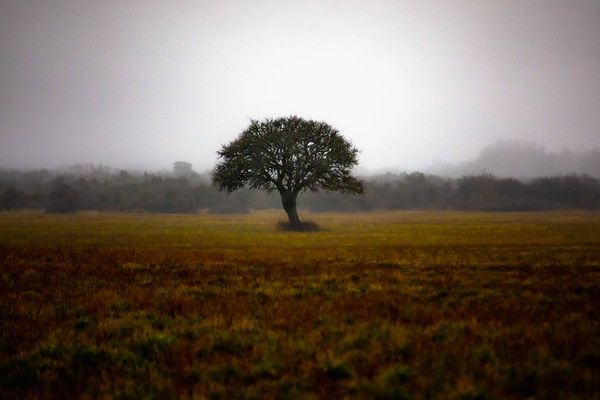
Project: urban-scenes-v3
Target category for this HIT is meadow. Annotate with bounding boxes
[0,210,599,399]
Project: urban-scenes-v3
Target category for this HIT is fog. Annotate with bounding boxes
[1,0,599,172]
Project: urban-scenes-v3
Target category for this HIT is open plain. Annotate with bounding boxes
[1,211,599,399]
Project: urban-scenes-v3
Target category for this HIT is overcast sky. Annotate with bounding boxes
[1,0,599,172]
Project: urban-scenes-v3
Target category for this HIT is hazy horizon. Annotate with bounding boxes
[1,0,599,171]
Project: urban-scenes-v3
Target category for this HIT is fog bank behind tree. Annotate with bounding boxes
[429,141,600,179]
[1,1,599,171]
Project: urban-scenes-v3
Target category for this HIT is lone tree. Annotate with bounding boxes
[212,116,363,229]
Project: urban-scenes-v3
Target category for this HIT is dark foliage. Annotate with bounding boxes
[1,166,600,213]
[0,186,24,211]
[212,116,363,227]
[46,179,79,213]
[212,116,363,194]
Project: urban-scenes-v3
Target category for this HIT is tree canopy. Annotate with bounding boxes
[212,116,363,228]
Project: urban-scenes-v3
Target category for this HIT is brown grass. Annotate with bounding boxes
[0,210,599,399]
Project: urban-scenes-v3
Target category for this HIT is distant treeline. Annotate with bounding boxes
[1,165,600,213]
[429,141,600,179]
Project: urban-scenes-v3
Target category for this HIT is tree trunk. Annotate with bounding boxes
[280,191,301,228]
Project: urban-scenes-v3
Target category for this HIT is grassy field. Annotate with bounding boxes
[1,210,599,399]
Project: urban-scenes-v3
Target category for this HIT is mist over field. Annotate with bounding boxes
[1,0,599,172]
[428,141,600,179]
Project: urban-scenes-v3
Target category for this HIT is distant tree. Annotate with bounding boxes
[0,186,24,210]
[173,161,194,177]
[212,116,363,229]
[46,178,79,213]
[456,174,503,210]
